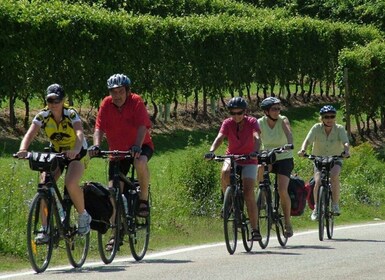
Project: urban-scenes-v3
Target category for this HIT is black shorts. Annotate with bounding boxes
[271,158,294,178]
[57,147,88,173]
[108,144,153,181]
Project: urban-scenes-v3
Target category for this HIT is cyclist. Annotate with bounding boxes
[16,84,91,240]
[298,105,350,220]
[257,97,294,238]
[205,97,262,241]
[90,73,154,221]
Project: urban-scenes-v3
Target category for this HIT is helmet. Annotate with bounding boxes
[261,97,280,110]
[107,74,131,89]
[319,105,336,115]
[227,97,248,109]
[46,84,65,100]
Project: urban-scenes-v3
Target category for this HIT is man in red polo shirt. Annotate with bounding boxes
[91,73,154,218]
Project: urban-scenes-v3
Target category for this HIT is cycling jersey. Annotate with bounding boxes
[95,94,154,151]
[32,105,88,152]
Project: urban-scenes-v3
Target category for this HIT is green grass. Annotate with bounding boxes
[1,103,385,273]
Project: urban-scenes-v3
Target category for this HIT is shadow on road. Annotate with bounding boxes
[331,238,385,243]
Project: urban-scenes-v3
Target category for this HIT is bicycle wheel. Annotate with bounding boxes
[98,194,121,264]
[318,185,327,241]
[65,201,90,268]
[275,215,288,247]
[256,188,271,249]
[129,193,151,260]
[223,186,237,254]
[27,193,54,273]
[326,188,334,239]
[240,195,253,252]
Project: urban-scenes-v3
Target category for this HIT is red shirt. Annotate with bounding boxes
[220,115,260,164]
[95,94,154,151]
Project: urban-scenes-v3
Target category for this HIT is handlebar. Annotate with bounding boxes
[302,153,349,160]
[213,154,251,162]
[91,150,133,159]
[13,152,67,160]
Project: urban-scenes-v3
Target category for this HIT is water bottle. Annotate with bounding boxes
[122,194,128,215]
[51,188,66,222]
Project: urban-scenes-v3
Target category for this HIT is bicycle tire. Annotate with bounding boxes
[98,192,121,264]
[240,193,253,252]
[65,201,90,268]
[256,188,271,249]
[27,193,54,273]
[275,217,288,247]
[223,186,237,254]
[129,192,151,260]
[318,185,326,241]
[326,187,334,239]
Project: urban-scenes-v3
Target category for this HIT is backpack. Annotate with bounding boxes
[288,175,307,216]
[83,182,113,234]
[305,177,315,210]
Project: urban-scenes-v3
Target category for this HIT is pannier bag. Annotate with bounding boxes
[83,182,113,234]
[304,177,315,210]
[288,175,307,216]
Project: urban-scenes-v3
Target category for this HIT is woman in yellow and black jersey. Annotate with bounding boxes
[17,84,91,236]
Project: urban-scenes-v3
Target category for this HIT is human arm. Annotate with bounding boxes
[282,116,293,149]
[204,132,225,160]
[131,125,147,158]
[65,121,84,159]
[17,123,40,157]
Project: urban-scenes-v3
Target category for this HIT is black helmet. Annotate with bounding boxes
[319,105,336,115]
[227,97,248,109]
[107,74,131,89]
[261,97,280,110]
[46,84,65,100]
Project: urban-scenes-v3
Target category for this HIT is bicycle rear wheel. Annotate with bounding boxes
[223,186,237,254]
[240,195,253,252]
[318,186,327,241]
[98,195,121,264]
[129,193,151,260]
[326,188,334,239]
[27,193,54,273]
[256,188,271,249]
[65,201,90,268]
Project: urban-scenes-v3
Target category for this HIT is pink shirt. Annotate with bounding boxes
[220,115,260,164]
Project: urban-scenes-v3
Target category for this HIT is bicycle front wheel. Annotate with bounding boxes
[256,188,271,249]
[129,193,151,261]
[223,186,237,254]
[65,202,90,268]
[27,193,54,273]
[326,188,334,239]
[240,195,253,252]
[318,186,327,241]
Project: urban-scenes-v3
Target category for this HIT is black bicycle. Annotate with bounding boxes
[14,151,90,273]
[256,145,293,249]
[213,154,253,255]
[93,150,150,263]
[304,154,345,241]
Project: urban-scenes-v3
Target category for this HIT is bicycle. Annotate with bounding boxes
[92,150,150,263]
[256,145,293,249]
[13,151,90,273]
[304,154,346,241]
[213,154,253,255]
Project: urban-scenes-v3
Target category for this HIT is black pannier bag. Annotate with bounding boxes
[288,175,307,216]
[83,182,113,234]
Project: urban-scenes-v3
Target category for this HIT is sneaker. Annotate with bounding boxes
[311,208,318,221]
[250,229,262,241]
[284,224,293,238]
[78,211,92,235]
[35,232,49,244]
[332,204,341,216]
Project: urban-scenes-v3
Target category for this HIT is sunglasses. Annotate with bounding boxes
[323,115,336,119]
[47,99,62,104]
[229,111,244,116]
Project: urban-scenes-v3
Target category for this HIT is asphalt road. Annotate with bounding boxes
[2,221,385,280]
